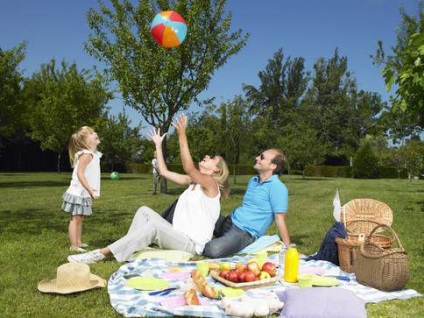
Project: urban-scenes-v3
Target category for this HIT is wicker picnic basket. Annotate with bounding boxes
[336,199,394,273]
[336,236,364,273]
[346,219,394,248]
[341,198,393,227]
[354,224,409,291]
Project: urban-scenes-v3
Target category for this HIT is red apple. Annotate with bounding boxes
[226,270,240,283]
[243,270,257,282]
[219,269,230,279]
[247,260,261,276]
[261,261,277,277]
[238,271,247,282]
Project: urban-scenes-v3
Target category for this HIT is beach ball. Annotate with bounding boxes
[110,171,120,180]
[150,10,187,48]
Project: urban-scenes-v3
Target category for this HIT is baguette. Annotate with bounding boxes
[191,269,218,299]
[184,288,200,305]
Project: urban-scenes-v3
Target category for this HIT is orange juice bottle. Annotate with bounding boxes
[284,244,299,283]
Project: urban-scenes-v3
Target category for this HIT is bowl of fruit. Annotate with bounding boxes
[210,258,278,290]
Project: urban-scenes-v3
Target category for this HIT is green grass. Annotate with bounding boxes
[0,173,423,317]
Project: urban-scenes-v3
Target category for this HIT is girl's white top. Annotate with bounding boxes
[66,150,102,198]
[172,183,220,254]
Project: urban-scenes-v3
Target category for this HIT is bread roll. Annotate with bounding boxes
[184,288,200,305]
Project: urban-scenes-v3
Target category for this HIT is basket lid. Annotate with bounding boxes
[341,199,393,230]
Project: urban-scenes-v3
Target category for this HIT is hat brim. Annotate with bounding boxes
[37,273,106,294]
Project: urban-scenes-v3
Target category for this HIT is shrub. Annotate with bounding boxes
[352,142,379,179]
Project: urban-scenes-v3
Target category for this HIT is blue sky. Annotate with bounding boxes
[1,0,419,127]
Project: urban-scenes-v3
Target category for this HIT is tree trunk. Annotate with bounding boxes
[57,152,61,173]
[160,132,168,194]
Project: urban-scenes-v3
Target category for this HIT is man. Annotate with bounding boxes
[203,148,290,258]
[151,151,161,195]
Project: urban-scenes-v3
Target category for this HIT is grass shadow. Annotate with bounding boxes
[0,181,68,189]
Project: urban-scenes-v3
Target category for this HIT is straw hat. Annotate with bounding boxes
[38,262,106,294]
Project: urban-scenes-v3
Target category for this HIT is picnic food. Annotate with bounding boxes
[261,262,277,276]
[218,260,278,282]
[191,269,218,299]
[184,288,200,305]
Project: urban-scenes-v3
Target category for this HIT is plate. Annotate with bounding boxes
[311,275,340,287]
[210,270,278,290]
[218,287,245,298]
[126,277,169,290]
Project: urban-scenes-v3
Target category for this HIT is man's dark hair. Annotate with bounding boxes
[270,149,286,175]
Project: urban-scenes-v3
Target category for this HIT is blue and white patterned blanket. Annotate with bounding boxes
[108,254,422,317]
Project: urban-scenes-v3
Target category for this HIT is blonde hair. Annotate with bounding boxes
[68,126,96,167]
[212,155,230,199]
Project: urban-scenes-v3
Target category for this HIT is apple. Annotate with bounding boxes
[259,270,271,280]
[247,259,261,276]
[243,270,257,282]
[235,262,247,273]
[219,269,230,279]
[261,261,277,277]
[226,270,240,283]
[238,271,247,282]
[219,262,232,270]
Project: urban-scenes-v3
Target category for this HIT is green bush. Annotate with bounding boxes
[352,142,379,179]
[378,167,408,179]
[305,165,352,178]
[126,163,150,173]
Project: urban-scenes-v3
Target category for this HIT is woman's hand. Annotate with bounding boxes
[148,127,167,146]
[172,114,187,134]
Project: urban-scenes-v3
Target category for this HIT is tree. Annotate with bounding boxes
[402,138,424,180]
[86,0,248,132]
[304,49,358,161]
[373,1,424,128]
[243,48,309,129]
[219,96,250,183]
[86,0,248,192]
[379,99,422,146]
[96,112,144,172]
[0,43,27,141]
[25,59,111,172]
[352,137,379,179]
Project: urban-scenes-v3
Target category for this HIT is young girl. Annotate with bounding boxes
[62,126,102,253]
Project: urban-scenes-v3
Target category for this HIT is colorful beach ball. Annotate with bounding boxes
[150,10,187,48]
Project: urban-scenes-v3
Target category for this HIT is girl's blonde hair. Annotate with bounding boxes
[212,155,230,199]
[68,126,95,167]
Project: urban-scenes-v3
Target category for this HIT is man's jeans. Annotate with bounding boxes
[203,215,255,258]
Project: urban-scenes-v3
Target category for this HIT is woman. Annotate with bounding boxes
[68,114,229,263]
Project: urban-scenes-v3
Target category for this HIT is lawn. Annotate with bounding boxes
[0,172,423,317]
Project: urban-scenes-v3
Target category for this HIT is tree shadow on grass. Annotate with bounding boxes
[0,181,68,189]
[0,207,135,236]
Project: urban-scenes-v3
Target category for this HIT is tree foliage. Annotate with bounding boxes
[352,138,379,179]
[0,43,27,138]
[96,112,143,171]
[402,138,424,180]
[373,1,424,128]
[85,0,249,133]
[24,59,111,171]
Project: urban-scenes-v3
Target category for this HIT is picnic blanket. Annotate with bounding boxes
[108,254,422,317]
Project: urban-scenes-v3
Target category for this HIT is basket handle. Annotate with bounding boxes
[366,224,404,250]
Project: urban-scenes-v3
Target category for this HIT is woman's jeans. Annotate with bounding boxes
[203,215,255,258]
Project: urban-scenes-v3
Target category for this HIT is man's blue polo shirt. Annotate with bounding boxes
[231,174,288,239]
